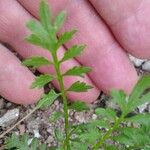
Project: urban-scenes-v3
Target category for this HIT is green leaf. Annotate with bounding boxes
[32,74,55,89]
[63,66,91,77]
[54,11,66,31]
[69,101,89,111]
[78,128,100,144]
[31,138,38,150]
[95,108,116,120]
[68,81,93,92]
[27,20,49,42]
[5,133,19,149]
[126,113,150,126]
[58,30,77,46]
[114,127,150,147]
[88,120,110,129]
[61,45,85,62]
[128,75,150,112]
[111,89,127,113]
[40,0,52,30]
[49,111,63,122]
[54,128,64,142]
[5,134,29,150]
[37,89,59,108]
[22,56,51,68]
[39,1,57,45]
[40,144,47,150]
[26,34,47,49]
[27,20,56,51]
[72,142,88,150]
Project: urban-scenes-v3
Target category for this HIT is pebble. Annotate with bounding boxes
[92,114,97,120]
[142,61,150,71]
[129,55,146,67]
[0,108,19,127]
[74,112,86,123]
[33,129,41,138]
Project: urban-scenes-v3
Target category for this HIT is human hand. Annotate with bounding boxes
[0,0,148,104]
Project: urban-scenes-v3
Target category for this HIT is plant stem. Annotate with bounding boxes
[52,51,70,149]
[92,115,124,150]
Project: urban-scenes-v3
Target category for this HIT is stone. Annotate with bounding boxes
[129,55,145,67]
[33,129,41,138]
[0,108,19,127]
[142,61,150,71]
[92,114,97,120]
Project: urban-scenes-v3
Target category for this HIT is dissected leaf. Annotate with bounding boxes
[111,89,127,113]
[68,81,93,92]
[5,133,20,149]
[95,108,116,120]
[54,11,66,31]
[32,74,55,89]
[40,144,47,150]
[5,134,29,150]
[61,45,85,62]
[69,101,89,111]
[22,56,51,68]
[5,133,47,150]
[71,142,88,150]
[54,128,64,142]
[78,128,100,144]
[40,0,52,30]
[31,138,39,150]
[128,75,150,112]
[27,20,49,42]
[26,34,47,49]
[63,66,91,77]
[126,113,150,126]
[37,89,59,108]
[88,120,110,129]
[114,127,150,148]
[27,20,56,51]
[39,0,58,45]
[49,111,63,122]
[58,30,77,46]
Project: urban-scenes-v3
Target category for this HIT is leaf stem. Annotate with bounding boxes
[92,115,124,150]
[52,51,70,149]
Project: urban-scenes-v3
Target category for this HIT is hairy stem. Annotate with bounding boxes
[92,115,124,150]
[52,51,70,149]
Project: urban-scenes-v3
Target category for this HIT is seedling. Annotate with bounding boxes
[22,0,92,149]
[2,1,150,150]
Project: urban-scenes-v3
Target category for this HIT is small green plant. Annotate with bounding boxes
[22,0,92,149]
[5,133,46,150]
[2,1,150,150]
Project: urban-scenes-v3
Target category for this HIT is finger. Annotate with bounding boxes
[0,0,99,103]
[0,44,43,104]
[89,0,150,58]
[18,0,138,94]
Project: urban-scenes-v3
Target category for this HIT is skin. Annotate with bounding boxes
[0,0,149,104]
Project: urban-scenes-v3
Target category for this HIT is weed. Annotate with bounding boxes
[2,1,150,150]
